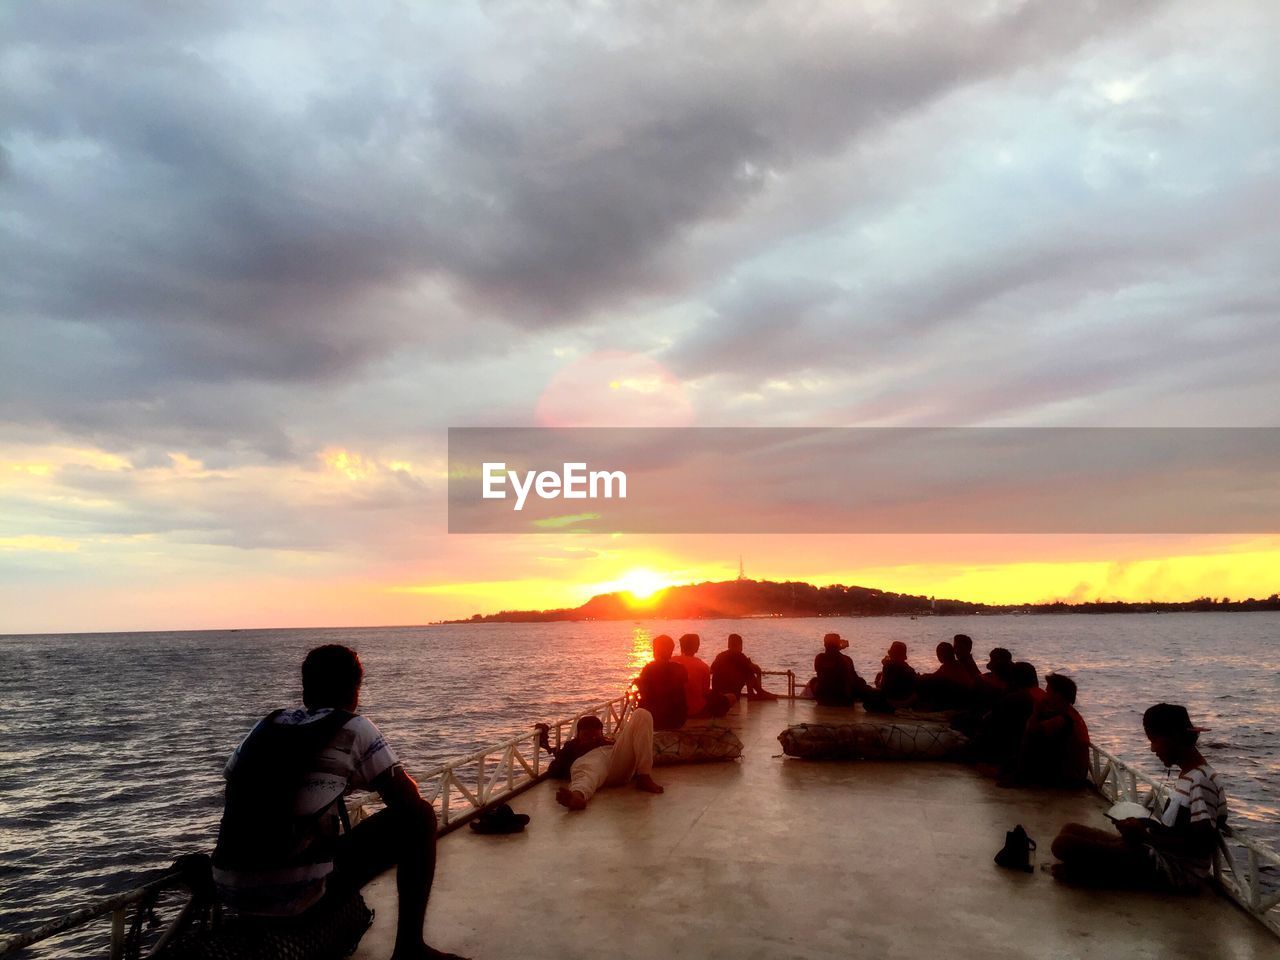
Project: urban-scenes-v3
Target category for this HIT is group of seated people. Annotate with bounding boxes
[542,629,1226,902]
[635,632,778,732]
[541,632,778,811]
[801,632,1090,789]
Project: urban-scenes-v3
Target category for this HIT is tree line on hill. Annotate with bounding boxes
[453,579,1280,623]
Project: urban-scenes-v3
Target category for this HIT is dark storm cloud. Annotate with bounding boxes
[1,0,1167,446]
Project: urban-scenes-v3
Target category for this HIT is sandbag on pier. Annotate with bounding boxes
[653,727,744,765]
[779,718,969,761]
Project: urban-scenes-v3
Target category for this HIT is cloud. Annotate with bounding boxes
[4,0,1280,630]
[2,0,1180,444]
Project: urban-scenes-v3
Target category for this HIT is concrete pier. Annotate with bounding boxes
[355,699,1276,959]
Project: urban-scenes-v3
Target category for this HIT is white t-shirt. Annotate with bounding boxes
[1145,763,1228,891]
[1157,764,1227,829]
[214,708,400,915]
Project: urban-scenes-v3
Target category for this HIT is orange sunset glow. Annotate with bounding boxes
[3,0,1277,636]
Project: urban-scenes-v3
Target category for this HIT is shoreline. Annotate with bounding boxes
[5,607,1280,639]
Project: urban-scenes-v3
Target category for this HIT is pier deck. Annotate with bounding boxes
[354,699,1275,960]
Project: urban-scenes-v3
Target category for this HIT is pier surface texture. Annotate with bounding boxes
[354,699,1275,960]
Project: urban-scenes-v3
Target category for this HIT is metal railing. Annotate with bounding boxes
[0,692,635,958]
[346,691,635,830]
[1086,742,1280,936]
[760,669,797,699]
[5,680,1276,953]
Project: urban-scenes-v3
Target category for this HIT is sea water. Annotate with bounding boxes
[2,612,1277,947]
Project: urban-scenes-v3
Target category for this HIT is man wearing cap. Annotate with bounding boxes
[811,633,869,707]
[1049,702,1228,892]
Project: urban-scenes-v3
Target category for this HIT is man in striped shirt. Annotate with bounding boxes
[1049,703,1227,892]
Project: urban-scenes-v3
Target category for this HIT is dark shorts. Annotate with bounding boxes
[326,802,437,898]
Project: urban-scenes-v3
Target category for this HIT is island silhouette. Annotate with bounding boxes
[452,579,1280,623]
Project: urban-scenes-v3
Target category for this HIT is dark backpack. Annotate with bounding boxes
[213,709,354,871]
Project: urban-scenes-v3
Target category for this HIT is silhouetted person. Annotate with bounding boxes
[874,641,918,704]
[982,647,1015,698]
[916,641,977,709]
[637,634,689,731]
[1051,704,1227,892]
[213,644,466,960]
[808,633,891,711]
[711,634,778,701]
[543,712,664,811]
[953,634,983,685]
[1011,673,1090,787]
[975,661,1043,772]
[672,633,734,718]
[812,633,859,706]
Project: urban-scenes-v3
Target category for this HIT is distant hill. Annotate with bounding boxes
[451,579,1280,623]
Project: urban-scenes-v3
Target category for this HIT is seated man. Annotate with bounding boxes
[952,634,984,685]
[810,633,889,711]
[637,634,689,730]
[546,710,664,811]
[983,650,1013,696]
[1051,703,1227,893]
[973,661,1044,771]
[213,644,465,960]
[672,632,734,718]
[873,641,918,704]
[982,647,1015,693]
[711,633,778,701]
[1012,673,1090,787]
[915,641,977,709]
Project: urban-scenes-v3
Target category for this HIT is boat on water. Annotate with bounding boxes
[4,677,1278,959]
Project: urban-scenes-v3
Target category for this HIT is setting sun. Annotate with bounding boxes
[616,568,669,603]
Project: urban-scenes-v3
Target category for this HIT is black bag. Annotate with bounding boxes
[213,709,354,871]
[994,824,1036,873]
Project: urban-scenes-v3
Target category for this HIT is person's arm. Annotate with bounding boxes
[371,764,432,814]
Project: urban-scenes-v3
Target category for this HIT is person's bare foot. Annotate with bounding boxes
[390,945,470,960]
[555,787,587,810]
[633,774,664,794]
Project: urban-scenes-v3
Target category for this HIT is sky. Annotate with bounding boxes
[2,0,1278,633]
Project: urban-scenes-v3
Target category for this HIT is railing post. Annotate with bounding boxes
[108,907,126,960]
[440,770,451,826]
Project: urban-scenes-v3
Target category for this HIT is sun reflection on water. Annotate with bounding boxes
[627,625,654,677]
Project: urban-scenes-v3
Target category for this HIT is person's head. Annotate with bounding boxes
[727,633,743,652]
[653,634,675,660]
[1045,673,1077,705]
[887,641,908,663]
[678,633,701,656]
[823,632,848,651]
[1142,703,1205,767]
[986,647,1013,674]
[302,644,363,711]
[575,714,607,748]
[935,641,955,664]
[1010,661,1039,690]
[953,634,973,656]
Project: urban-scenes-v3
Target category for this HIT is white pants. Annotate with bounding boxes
[569,708,655,800]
